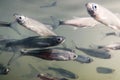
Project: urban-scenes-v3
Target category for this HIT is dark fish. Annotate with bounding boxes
[75,46,111,59]
[0,21,21,35]
[20,48,78,61]
[96,67,115,74]
[75,55,93,63]
[40,1,57,8]
[0,64,10,75]
[48,67,79,79]
[4,36,65,49]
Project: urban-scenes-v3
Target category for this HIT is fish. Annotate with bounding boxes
[48,67,79,79]
[0,21,21,35]
[13,13,57,37]
[37,73,68,80]
[85,2,120,30]
[40,1,57,8]
[96,42,120,50]
[96,67,115,74]
[23,64,68,80]
[0,64,10,75]
[3,36,65,50]
[75,55,93,63]
[20,48,78,61]
[50,16,99,30]
[57,17,99,29]
[75,46,111,59]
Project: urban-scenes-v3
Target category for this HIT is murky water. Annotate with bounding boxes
[0,0,120,80]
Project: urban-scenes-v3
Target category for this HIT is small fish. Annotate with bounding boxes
[20,48,78,61]
[13,13,57,37]
[75,46,111,59]
[96,67,115,74]
[97,42,120,50]
[0,64,10,75]
[85,3,120,30]
[75,55,93,63]
[48,67,79,79]
[40,1,57,8]
[37,73,68,80]
[58,17,99,29]
[4,36,65,50]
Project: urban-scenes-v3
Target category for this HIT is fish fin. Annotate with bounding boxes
[108,24,120,30]
[10,21,22,35]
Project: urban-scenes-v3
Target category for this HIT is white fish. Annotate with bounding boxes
[13,13,57,37]
[85,3,120,30]
[51,16,99,29]
[97,42,120,50]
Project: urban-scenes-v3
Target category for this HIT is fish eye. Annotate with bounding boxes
[73,55,77,58]
[92,4,97,11]
[57,37,63,42]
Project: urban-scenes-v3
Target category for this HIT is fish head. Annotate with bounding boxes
[85,3,99,17]
[3,68,10,74]
[51,36,65,45]
[13,13,26,25]
[67,51,78,60]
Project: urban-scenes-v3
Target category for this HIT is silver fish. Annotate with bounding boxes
[85,3,120,30]
[20,48,78,61]
[97,42,120,50]
[13,13,57,37]
[58,17,99,29]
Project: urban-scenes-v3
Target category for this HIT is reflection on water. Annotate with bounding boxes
[0,0,120,80]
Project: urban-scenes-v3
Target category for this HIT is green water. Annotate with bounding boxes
[0,0,120,80]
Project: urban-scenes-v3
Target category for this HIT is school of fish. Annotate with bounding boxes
[0,1,120,80]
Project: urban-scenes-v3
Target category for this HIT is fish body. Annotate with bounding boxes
[86,3,120,30]
[37,73,68,80]
[75,55,93,63]
[96,67,115,74]
[59,17,99,28]
[75,46,111,59]
[48,67,79,79]
[14,13,56,37]
[5,36,65,49]
[21,48,78,61]
[98,42,120,50]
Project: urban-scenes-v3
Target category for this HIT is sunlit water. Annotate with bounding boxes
[0,0,120,80]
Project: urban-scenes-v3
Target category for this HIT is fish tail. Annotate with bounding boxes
[50,16,64,29]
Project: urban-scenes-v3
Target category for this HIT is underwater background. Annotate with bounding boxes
[0,0,120,80]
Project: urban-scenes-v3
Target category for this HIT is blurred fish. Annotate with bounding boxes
[37,73,68,80]
[96,42,120,50]
[3,36,65,50]
[40,1,57,8]
[75,55,93,63]
[85,2,120,30]
[0,21,21,35]
[0,64,10,75]
[48,67,79,79]
[20,48,78,61]
[51,16,99,30]
[75,46,111,59]
[13,13,57,37]
[96,67,115,74]
[101,32,117,39]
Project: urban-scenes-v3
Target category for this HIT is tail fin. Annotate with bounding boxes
[50,16,64,30]
[0,21,21,35]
